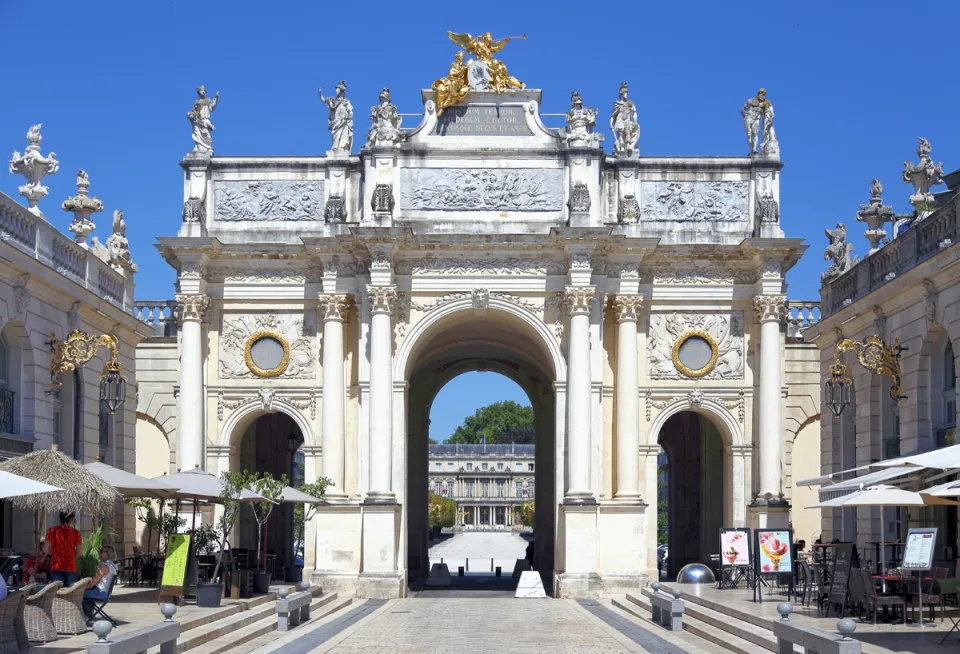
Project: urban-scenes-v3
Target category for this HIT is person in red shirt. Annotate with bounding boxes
[24,540,51,583]
[45,512,82,587]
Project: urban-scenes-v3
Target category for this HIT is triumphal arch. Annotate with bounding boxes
[136,32,817,598]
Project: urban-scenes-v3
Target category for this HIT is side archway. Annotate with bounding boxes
[646,396,743,448]
[219,397,316,448]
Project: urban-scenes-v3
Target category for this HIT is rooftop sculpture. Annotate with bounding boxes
[610,82,639,158]
[856,179,895,255]
[186,85,219,155]
[741,89,779,158]
[318,81,354,155]
[902,137,944,212]
[823,223,857,282]
[9,124,59,218]
[62,169,104,247]
[432,31,526,114]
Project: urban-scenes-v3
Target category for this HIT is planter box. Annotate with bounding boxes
[196,583,223,608]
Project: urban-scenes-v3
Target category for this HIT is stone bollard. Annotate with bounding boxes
[650,583,662,623]
[772,603,860,654]
[88,604,180,654]
[278,588,289,599]
[777,603,792,621]
[92,620,112,643]
[664,588,684,631]
[837,619,857,640]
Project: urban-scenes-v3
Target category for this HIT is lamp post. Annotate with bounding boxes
[48,330,128,414]
[824,335,905,418]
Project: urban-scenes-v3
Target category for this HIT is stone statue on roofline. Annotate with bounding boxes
[822,223,858,282]
[610,82,639,158]
[560,91,602,147]
[9,123,59,218]
[106,209,137,275]
[902,137,944,214]
[186,85,219,155]
[318,81,354,155]
[741,88,779,157]
[366,88,404,148]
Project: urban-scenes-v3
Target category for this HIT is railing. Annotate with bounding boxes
[135,301,178,337]
[276,584,313,632]
[786,301,820,339]
[89,604,179,654]
[823,196,959,316]
[773,603,860,654]
[0,191,134,313]
[0,389,13,434]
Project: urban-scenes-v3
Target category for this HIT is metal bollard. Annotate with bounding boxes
[458,566,464,576]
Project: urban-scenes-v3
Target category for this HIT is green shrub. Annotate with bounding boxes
[427,493,455,529]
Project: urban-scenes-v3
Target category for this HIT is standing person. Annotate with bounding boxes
[46,512,82,587]
[82,546,117,620]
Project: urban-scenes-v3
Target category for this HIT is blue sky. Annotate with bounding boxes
[2,0,958,440]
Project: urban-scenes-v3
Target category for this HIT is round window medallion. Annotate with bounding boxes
[671,330,719,378]
[244,330,290,377]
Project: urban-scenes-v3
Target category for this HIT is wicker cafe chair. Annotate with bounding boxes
[0,592,21,654]
[53,578,92,635]
[25,581,62,643]
[14,584,36,652]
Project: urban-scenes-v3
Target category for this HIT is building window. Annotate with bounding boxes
[98,403,111,464]
[528,463,534,472]
[435,462,441,470]
[497,462,503,471]
[945,341,956,426]
[466,480,474,497]
[481,463,488,471]
[447,462,454,470]
[515,462,522,471]
[72,370,83,461]
[481,481,489,497]
[466,463,473,471]
[496,480,504,497]
[529,481,535,497]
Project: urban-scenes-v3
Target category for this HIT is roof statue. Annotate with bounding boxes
[432,31,526,115]
[186,85,219,155]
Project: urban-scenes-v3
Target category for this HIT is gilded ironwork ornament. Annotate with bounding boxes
[244,329,291,378]
[432,31,526,115]
[671,329,719,378]
[48,330,128,413]
[831,335,906,407]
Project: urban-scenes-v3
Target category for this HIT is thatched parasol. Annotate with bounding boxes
[0,447,120,517]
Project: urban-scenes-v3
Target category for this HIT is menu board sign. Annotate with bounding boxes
[902,528,938,570]
[827,543,858,617]
[719,528,751,567]
[756,530,793,574]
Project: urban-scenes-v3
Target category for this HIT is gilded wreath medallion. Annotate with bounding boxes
[244,329,290,377]
[671,330,719,378]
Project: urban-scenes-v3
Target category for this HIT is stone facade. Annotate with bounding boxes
[427,444,535,530]
[0,133,147,552]
[135,82,821,599]
[806,150,960,566]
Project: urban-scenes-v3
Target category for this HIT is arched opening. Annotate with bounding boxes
[232,412,305,577]
[398,301,562,592]
[134,413,172,550]
[657,411,725,578]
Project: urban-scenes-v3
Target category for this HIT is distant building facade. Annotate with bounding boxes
[427,444,534,530]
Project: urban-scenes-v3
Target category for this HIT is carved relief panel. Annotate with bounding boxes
[647,312,744,380]
[640,181,748,223]
[214,180,325,221]
[399,168,564,212]
[219,312,316,379]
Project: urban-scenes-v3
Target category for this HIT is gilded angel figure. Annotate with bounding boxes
[446,31,526,94]
[431,51,470,115]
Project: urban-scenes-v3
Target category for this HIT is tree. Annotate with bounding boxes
[446,401,535,444]
[517,500,534,528]
[293,477,333,562]
[242,470,288,573]
[211,471,245,583]
[427,492,455,529]
[657,467,668,545]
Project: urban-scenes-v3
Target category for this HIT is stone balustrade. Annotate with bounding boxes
[0,191,134,313]
[786,301,820,339]
[822,196,958,316]
[773,603,860,654]
[135,300,178,337]
[648,583,684,631]
[276,583,313,632]
[88,604,179,654]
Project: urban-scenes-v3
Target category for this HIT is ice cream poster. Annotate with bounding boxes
[719,529,751,567]
[756,530,792,574]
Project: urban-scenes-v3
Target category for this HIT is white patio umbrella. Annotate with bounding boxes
[85,461,179,499]
[810,484,960,574]
[280,486,324,504]
[0,470,62,500]
[152,467,272,532]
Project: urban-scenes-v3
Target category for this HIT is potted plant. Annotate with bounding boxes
[287,477,332,582]
[193,524,219,555]
[77,525,107,578]
[197,471,244,608]
[245,471,287,594]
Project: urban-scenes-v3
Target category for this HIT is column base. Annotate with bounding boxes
[363,492,397,505]
[556,572,602,599]
[357,572,404,599]
[599,573,651,595]
[563,492,597,506]
[310,572,359,597]
[557,503,600,598]
[322,492,351,504]
[598,502,649,592]
[748,500,791,529]
[361,503,400,588]
[313,504,362,590]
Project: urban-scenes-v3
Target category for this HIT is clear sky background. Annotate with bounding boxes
[2,0,958,441]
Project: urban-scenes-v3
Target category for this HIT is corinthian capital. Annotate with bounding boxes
[563,285,596,317]
[753,294,786,323]
[611,294,644,323]
[318,293,352,322]
[366,284,397,315]
[175,293,210,323]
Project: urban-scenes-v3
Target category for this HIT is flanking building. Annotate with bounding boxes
[427,443,535,530]
[804,139,959,569]
[0,125,147,551]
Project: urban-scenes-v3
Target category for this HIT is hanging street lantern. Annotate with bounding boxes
[824,360,852,418]
[48,330,128,414]
[824,334,906,419]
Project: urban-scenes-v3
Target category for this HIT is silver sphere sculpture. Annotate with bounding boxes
[676,563,716,584]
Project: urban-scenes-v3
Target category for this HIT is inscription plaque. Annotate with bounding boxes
[435,105,533,137]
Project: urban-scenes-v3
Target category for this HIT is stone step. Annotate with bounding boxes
[182,593,350,654]
[220,596,361,654]
[617,593,771,654]
[596,598,725,653]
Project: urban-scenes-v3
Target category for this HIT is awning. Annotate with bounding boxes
[817,466,921,503]
[872,443,960,470]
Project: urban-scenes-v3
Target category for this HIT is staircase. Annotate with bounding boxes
[612,587,896,654]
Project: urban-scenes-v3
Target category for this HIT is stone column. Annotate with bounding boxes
[613,294,643,501]
[319,293,351,502]
[564,286,596,504]
[753,295,786,501]
[366,285,397,503]
[175,294,209,471]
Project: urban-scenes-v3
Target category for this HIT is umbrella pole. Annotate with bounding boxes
[192,496,198,531]
[157,500,165,556]
[880,504,886,576]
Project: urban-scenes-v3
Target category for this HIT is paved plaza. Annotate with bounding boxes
[253,598,715,653]
[427,531,529,573]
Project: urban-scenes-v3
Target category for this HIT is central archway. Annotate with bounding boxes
[395,298,565,589]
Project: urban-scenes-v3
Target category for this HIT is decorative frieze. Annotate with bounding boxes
[653,266,756,285]
[644,389,745,423]
[395,257,566,276]
[399,168,564,212]
[175,293,210,323]
[640,181,749,223]
[611,294,644,323]
[648,312,744,380]
[214,180,325,222]
[753,295,786,323]
[219,312,314,379]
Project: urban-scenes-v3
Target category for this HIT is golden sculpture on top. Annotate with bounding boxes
[431,31,527,115]
[48,330,123,393]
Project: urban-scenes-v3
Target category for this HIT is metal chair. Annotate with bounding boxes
[859,568,906,625]
[85,576,118,627]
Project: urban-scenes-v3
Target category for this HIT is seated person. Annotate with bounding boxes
[83,545,118,619]
[24,541,52,583]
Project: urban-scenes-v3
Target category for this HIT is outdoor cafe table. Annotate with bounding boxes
[867,541,905,573]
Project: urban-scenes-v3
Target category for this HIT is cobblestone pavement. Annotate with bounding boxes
[272,597,699,653]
